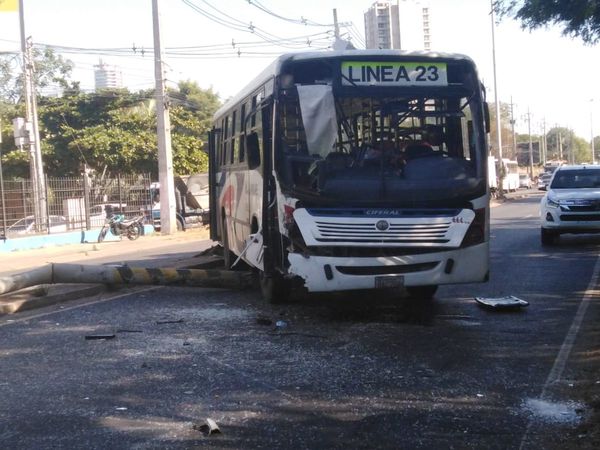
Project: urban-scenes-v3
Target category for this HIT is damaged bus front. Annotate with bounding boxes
[209,51,490,302]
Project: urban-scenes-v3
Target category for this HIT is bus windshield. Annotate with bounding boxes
[277,79,485,205]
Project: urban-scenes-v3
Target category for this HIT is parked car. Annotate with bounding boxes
[519,174,532,189]
[7,215,67,235]
[537,172,552,190]
[540,164,600,245]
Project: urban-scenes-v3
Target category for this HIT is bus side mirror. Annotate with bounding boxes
[246,132,261,169]
[484,103,491,133]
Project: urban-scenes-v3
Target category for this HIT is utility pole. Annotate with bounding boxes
[19,0,45,231]
[152,0,176,235]
[0,119,7,237]
[332,8,346,50]
[333,9,340,41]
[558,128,563,161]
[542,118,547,165]
[509,96,516,159]
[490,1,504,193]
[526,108,534,177]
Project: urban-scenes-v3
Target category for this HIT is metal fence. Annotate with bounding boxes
[0,173,153,238]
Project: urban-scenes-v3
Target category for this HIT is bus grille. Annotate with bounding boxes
[314,221,451,244]
[293,208,474,248]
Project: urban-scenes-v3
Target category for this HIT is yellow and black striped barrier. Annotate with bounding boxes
[0,263,251,296]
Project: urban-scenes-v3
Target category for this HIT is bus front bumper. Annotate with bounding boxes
[287,242,489,293]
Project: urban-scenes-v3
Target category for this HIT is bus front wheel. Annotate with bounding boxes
[406,285,438,300]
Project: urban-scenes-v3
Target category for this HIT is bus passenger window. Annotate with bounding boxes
[223,116,230,166]
[239,104,246,162]
[231,111,238,164]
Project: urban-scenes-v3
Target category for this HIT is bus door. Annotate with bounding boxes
[208,127,219,241]
[246,97,266,237]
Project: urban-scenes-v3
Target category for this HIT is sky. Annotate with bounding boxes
[0,0,599,144]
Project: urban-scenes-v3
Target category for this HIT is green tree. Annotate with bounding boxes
[1,79,220,178]
[572,135,592,163]
[0,47,74,102]
[495,0,600,44]
[544,126,592,163]
[36,83,219,178]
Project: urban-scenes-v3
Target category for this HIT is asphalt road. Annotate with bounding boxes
[1,192,599,449]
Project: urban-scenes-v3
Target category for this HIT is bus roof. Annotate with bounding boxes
[213,49,477,120]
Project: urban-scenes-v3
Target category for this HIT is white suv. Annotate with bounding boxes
[540,165,600,245]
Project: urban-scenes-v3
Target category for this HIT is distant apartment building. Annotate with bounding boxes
[94,60,123,90]
[364,0,431,51]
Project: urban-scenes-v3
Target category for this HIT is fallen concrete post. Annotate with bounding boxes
[0,265,53,296]
[0,263,251,296]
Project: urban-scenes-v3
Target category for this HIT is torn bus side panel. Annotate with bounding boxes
[240,231,265,271]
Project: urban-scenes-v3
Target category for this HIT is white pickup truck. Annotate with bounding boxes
[151,174,209,231]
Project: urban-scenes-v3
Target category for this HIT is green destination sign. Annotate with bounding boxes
[341,61,448,87]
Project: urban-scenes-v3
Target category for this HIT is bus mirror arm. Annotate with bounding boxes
[483,103,491,133]
[247,132,261,169]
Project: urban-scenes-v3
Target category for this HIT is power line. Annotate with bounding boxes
[246,0,333,27]
[180,0,335,49]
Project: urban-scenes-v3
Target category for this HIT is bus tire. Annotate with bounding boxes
[259,271,290,304]
[97,225,109,243]
[406,285,438,300]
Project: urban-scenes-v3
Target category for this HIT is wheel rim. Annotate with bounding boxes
[128,226,140,240]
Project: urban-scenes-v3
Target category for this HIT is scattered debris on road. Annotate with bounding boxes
[475,295,529,310]
[84,334,116,340]
[275,320,288,330]
[256,315,273,326]
[193,418,221,436]
[156,318,184,325]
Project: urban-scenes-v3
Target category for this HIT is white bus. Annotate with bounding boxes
[500,159,519,192]
[209,50,491,302]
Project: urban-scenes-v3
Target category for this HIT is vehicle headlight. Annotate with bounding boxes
[546,195,560,208]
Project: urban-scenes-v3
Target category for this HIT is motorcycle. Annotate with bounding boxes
[97,214,145,243]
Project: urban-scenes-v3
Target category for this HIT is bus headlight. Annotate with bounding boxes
[460,208,486,247]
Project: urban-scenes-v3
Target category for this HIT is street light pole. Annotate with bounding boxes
[510,96,516,159]
[591,99,596,165]
[152,0,177,235]
[18,0,45,231]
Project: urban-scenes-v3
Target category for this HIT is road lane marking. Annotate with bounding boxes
[542,254,600,389]
[0,286,160,327]
[519,253,600,448]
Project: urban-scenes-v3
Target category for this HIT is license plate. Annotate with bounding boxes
[375,275,404,289]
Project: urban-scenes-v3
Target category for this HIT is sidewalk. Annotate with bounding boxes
[1,227,213,278]
[0,227,218,315]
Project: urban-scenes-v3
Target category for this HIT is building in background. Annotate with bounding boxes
[94,60,123,91]
[364,0,431,51]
